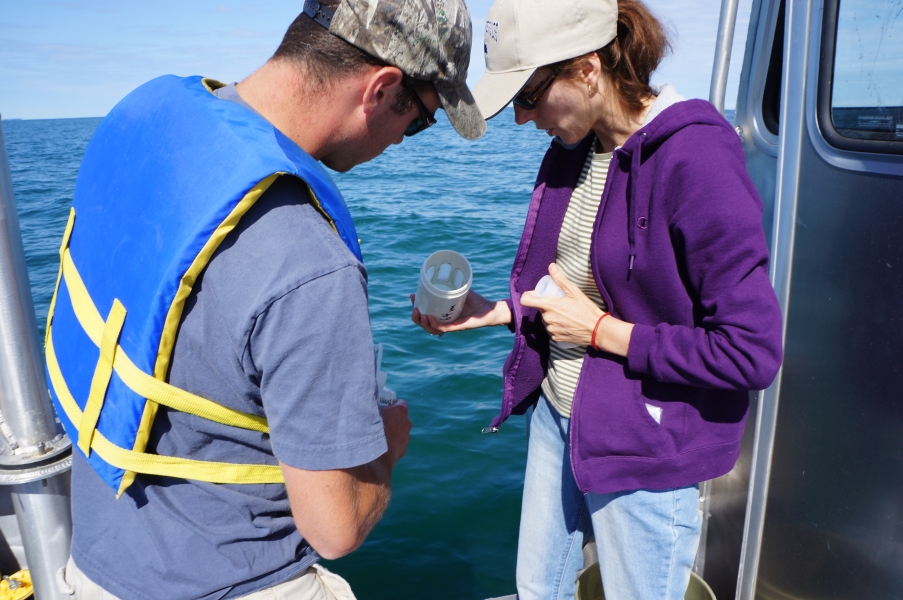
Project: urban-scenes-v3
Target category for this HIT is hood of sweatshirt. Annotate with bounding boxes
[616,97,736,277]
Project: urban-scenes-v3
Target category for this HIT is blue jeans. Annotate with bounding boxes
[516,396,702,600]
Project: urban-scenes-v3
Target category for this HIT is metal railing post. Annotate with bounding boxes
[710,0,742,115]
[736,0,812,596]
[0,116,73,599]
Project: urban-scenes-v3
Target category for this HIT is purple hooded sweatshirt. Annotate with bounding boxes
[494,99,783,495]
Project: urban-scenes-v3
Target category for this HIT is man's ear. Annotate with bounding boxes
[361,66,404,116]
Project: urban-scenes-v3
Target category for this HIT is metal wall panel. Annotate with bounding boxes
[746,0,903,595]
[754,96,903,600]
[755,129,903,598]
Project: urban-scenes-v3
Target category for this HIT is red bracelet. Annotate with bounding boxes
[591,313,610,350]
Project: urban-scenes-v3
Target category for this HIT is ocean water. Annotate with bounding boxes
[2,107,736,599]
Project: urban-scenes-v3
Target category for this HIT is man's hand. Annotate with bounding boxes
[380,400,411,467]
[410,290,511,335]
[281,401,412,560]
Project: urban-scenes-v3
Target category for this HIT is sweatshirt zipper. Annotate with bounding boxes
[569,148,622,492]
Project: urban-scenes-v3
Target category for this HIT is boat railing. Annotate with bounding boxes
[0,116,74,600]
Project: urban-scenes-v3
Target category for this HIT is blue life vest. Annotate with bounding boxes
[45,75,362,496]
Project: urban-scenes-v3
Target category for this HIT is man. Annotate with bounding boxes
[48,1,484,598]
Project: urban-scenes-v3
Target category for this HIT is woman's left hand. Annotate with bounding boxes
[520,263,635,357]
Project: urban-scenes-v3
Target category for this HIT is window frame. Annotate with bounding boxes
[741,0,784,157]
[817,0,903,155]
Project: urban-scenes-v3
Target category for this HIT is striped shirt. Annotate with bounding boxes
[541,148,612,418]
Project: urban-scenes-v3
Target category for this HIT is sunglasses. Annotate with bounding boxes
[403,79,437,137]
[513,71,558,110]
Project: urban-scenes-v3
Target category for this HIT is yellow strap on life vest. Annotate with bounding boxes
[78,299,127,456]
[46,332,284,485]
[44,208,282,487]
[45,208,76,351]
[115,175,281,494]
[59,248,269,434]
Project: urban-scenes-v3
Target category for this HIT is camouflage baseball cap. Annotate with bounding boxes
[304,0,485,140]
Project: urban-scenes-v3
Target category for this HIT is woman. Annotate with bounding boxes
[412,0,783,598]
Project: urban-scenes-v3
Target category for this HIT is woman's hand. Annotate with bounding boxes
[520,263,635,357]
[410,290,511,335]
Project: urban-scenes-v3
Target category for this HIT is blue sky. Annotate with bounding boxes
[0,0,753,120]
[832,0,903,108]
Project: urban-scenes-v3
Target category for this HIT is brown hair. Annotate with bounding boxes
[272,3,429,115]
[554,0,671,114]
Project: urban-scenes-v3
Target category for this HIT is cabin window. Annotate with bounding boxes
[762,0,785,136]
[818,0,903,154]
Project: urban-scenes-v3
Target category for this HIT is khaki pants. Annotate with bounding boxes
[57,556,357,600]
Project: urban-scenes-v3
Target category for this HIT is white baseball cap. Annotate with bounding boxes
[473,0,619,119]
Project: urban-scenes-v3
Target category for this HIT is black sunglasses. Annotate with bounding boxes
[403,79,437,137]
[513,72,558,110]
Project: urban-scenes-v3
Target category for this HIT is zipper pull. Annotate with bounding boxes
[481,427,499,434]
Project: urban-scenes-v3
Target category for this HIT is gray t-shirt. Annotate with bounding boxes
[70,84,387,600]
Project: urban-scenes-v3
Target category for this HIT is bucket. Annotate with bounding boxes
[414,250,472,323]
[575,566,716,600]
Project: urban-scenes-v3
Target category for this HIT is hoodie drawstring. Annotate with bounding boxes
[627,132,646,279]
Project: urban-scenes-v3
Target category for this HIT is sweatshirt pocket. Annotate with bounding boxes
[572,365,667,460]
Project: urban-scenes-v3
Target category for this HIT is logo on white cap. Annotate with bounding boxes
[484,20,499,56]
[485,20,499,42]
